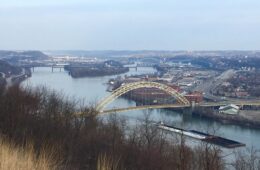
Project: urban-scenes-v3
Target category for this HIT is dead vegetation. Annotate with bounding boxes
[0,85,258,169]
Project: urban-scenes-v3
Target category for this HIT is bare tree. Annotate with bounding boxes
[232,147,260,170]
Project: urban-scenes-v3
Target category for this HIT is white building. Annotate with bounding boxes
[219,104,240,115]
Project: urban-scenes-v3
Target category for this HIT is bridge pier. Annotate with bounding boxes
[182,101,195,115]
[191,101,196,112]
[51,65,64,72]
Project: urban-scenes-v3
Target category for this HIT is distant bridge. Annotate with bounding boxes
[21,63,101,72]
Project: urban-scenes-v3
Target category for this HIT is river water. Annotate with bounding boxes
[22,67,260,151]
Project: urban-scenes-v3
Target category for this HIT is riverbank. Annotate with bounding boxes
[193,107,260,129]
[127,96,260,129]
[5,68,31,89]
[0,60,31,89]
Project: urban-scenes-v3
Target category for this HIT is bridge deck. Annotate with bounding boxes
[101,104,190,114]
[101,102,260,114]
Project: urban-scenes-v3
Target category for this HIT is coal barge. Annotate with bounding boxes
[158,123,246,148]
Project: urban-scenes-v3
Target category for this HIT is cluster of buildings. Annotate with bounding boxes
[159,67,216,92]
[110,73,242,116]
[108,62,246,116]
[216,82,250,98]
[50,56,100,64]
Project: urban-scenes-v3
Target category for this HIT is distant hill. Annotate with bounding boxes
[44,50,260,58]
[0,51,49,62]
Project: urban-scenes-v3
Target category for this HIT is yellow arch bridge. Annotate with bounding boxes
[95,81,260,114]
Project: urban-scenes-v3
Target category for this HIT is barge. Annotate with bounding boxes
[158,123,246,148]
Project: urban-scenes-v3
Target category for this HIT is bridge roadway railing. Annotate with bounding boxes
[101,104,191,114]
[100,101,260,114]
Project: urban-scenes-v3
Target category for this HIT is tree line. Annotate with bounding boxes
[0,86,259,170]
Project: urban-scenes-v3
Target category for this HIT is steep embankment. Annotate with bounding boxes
[0,60,22,76]
[0,60,29,88]
[0,60,21,88]
[0,86,227,170]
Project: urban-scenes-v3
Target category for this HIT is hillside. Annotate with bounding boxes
[0,60,21,75]
[0,50,49,62]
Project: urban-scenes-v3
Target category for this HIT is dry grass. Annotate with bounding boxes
[97,153,120,170]
[0,138,60,170]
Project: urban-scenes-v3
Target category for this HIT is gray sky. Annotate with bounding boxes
[0,0,260,50]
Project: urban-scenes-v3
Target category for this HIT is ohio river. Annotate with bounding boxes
[22,67,260,151]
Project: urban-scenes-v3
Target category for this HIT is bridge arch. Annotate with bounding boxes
[96,81,190,112]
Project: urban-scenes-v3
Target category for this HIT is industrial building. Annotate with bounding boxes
[219,104,240,115]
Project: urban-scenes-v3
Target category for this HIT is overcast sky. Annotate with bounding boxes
[0,0,260,50]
